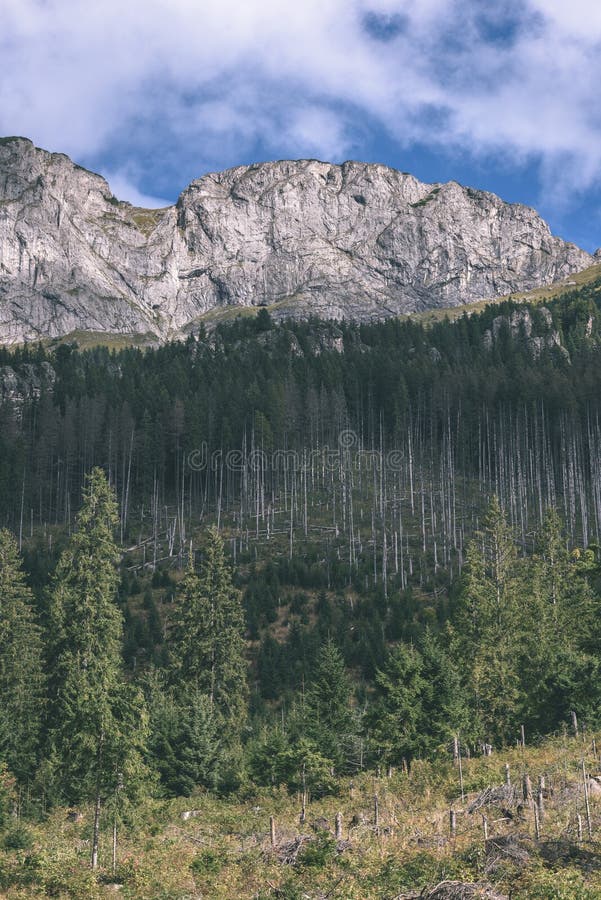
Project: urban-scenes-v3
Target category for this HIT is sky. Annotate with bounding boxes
[2,0,601,251]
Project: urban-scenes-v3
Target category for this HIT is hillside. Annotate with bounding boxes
[0,734,599,898]
[0,273,601,897]
[0,137,593,344]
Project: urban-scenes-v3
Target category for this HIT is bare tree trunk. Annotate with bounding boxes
[91,732,104,870]
[91,791,101,870]
[112,815,117,876]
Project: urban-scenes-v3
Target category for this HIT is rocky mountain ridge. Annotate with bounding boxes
[0,136,594,344]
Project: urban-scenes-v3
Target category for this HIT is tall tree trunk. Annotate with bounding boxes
[91,790,101,870]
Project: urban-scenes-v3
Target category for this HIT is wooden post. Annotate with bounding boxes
[534,803,541,841]
[482,815,488,841]
[577,814,583,843]
[453,735,459,763]
[458,742,465,803]
[522,774,532,805]
[270,816,276,847]
[537,776,545,822]
[387,765,393,779]
[449,809,457,837]
[373,795,379,829]
[582,759,593,839]
[571,710,579,737]
[505,763,511,786]
[335,812,343,840]
[349,780,354,800]
[521,724,526,748]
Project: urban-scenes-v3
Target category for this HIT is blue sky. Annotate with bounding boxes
[2,0,601,251]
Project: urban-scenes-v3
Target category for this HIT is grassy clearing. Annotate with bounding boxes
[45,331,158,351]
[2,734,600,898]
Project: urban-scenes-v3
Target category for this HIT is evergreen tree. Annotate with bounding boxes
[523,510,601,731]
[171,526,248,731]
[418,628,471,752]
[303,640,359,772]
[368,642,427,766]
[145,672,219,796]
[0,529,44,782]
[47,468,148,868]
[454,497,523,743]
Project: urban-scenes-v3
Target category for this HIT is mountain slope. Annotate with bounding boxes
[0,136,593,343]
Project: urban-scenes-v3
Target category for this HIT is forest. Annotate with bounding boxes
[1,280,601,896]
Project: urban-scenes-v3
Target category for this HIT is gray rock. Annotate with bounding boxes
[485,307,567,359]
[0,360,55,404]
[0,137,593,344]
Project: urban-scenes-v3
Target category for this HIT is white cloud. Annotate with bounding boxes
[1,0,601,208]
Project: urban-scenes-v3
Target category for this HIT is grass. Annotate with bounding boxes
[127,208,170,238]
[46,330,158,351]
[2,734,600,898]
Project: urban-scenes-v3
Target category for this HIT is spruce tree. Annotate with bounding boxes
[47,468,148,868]
[454,497,523,743]
[303,640,358,772]
[368,642,427,766]
[0,529,44,782]
[171,526,248,730]
[418,628,471,751]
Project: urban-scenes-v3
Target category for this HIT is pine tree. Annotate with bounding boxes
[368,642,427,766]
[303,640,358,772]
[456,496,520,644]
[171,526,248,731]
[523,510,601,732]
[145,672,220,796]
[454,497,523,743]
[0,529,44,782]
[47,468,148,868]
[418,628,471,752]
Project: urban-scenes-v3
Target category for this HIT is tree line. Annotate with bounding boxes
[1,467,600,867]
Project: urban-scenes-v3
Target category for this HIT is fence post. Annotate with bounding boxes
[449,809,457,837]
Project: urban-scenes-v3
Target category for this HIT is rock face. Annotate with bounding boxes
[0,361,55,405]
[0,137,593,343]
[483,307,568,359]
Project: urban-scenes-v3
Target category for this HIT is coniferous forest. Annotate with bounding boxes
[1,282,601,896]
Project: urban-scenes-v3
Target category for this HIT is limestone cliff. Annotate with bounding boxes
[0,137,593,343]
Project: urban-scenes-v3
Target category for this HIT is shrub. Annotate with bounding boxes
[2,826,34,850]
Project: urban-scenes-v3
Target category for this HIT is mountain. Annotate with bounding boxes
[0,136,594,344]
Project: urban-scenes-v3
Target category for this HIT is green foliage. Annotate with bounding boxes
[190,848,224,875]
[0,530,44,780]
[46,468,149,808]
[298,833,338,869]
[2,825,34,850]
[0,764,16,829]
[368,642,428,765]
[146,673,221,795]
[453,497,524,742]
[170,527,248,733]
[302,641,359,772]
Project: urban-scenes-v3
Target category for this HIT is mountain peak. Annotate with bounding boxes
[0,139,593,344]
